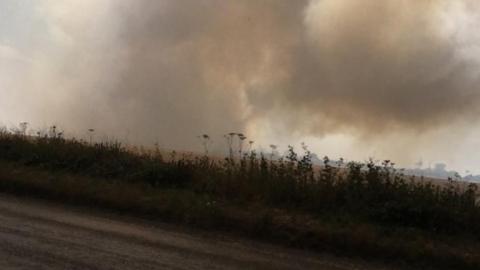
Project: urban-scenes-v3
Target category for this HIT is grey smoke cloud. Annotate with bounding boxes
[20,0,307,150]
[251,0,480,135]
[102,0,306,149]
[3,0,480,153]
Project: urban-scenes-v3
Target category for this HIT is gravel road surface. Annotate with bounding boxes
[0,194,400,270]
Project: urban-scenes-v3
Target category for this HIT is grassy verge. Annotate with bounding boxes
[0,161,478,269]
[0,131,479,269]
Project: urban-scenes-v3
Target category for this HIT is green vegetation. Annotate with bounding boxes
[0,129,479,269]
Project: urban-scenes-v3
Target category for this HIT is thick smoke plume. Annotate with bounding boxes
[3,0,480,154]
[275,0,480,134]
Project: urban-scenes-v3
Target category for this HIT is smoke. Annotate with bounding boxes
[102,0,307,149]
[3,0,480,154]
[251,0,480,136]
[9,0,306,150]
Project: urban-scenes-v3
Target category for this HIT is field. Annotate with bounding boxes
[0,129,479,269]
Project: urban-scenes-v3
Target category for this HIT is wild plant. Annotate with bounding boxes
[0,128,478,235]
[88,129,95,144]
[198,134,211,155]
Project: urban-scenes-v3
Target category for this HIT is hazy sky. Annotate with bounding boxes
[1,0,480,173]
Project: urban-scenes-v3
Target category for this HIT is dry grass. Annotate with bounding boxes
[0,130,479,269]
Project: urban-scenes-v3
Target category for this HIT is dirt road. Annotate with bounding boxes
[0,194,399,270]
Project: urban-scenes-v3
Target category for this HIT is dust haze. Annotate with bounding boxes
[1,0,480,168]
